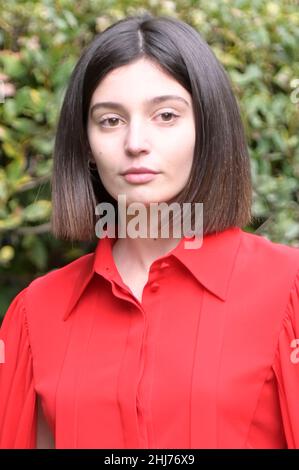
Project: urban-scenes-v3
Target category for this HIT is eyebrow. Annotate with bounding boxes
[89,94,190,116]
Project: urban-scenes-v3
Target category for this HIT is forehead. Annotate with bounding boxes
[89,58,190,104]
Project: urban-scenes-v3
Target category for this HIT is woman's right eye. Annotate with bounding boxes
[99,117,122,127]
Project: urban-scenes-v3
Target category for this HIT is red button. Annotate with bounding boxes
[160,261,170,269]
[150,282,160,292]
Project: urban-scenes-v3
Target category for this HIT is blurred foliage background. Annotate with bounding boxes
[0,0,299,318]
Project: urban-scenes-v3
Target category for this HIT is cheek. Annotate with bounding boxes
[88,138,110,171]
[164,125,195,155]
[170,143,194,182]
[183,129,196,168]
[88,127,110,155]
[95,157,113,176]
[170,138,195,171]
[89,135,120,171]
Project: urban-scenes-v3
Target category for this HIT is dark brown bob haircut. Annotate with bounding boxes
[51,12,252,241]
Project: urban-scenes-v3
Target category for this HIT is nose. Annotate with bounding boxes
[124,119,151,157]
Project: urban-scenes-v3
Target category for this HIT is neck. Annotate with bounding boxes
[112,235,181,272]
[111,208,184,271]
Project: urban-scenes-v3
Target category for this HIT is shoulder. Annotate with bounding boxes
[11,249,98,328]
[226,231,299,334]
[233,230,299,303]
[24,250,95,306]
[239,229,299,268]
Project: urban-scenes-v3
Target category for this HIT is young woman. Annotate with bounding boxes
[0,13,299,449]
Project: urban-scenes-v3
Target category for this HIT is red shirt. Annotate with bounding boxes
[1,227,299,449]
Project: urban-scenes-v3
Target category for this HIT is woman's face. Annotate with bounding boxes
[87,58,195,206]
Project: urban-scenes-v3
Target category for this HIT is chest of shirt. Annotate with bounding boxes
[27,269,287,448]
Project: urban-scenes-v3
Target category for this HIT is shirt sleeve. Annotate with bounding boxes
[0,289,37,448]
[272,270,299,449]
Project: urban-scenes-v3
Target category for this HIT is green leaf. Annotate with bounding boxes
[22,200,52,222]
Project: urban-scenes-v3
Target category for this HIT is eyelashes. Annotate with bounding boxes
[98,112,180,128]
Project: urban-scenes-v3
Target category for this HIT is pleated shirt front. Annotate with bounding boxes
[1,227,299,448]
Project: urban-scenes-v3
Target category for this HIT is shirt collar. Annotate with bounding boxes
[63,227,242,320]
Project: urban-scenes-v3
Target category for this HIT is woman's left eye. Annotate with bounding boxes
[156,112,179,122]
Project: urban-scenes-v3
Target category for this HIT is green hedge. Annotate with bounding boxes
[1,0,299,317]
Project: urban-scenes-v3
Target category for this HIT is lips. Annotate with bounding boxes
[122,167,159,175]
[121,168,160,184]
